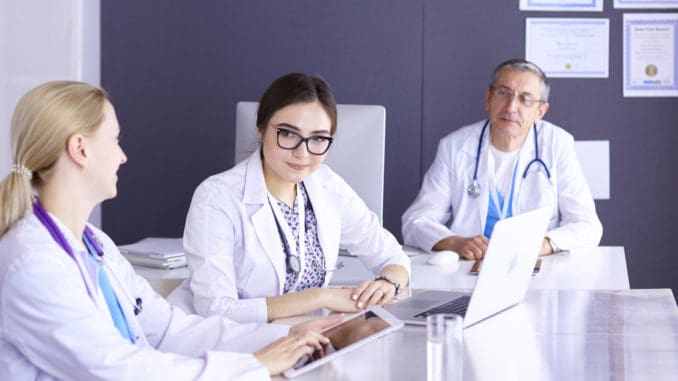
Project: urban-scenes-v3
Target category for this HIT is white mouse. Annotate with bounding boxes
[427,250,460,265]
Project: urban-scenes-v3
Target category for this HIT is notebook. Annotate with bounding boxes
[386,206,552,328]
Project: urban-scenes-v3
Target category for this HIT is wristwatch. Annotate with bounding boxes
[375,275,400,294]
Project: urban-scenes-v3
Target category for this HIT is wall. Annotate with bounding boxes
[0,0,102,225]
[101,1,678,296]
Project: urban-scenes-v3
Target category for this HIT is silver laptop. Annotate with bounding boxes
[387,206,552,328]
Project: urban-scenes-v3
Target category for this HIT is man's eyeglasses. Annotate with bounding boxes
[490,86,545,108]
[275,127,333,155]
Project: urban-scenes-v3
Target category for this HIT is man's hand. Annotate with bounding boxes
[434,235,489,260]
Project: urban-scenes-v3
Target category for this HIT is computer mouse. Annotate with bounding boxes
[427,250,460,266]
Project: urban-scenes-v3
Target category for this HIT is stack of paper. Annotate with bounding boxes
[118,237,186,269]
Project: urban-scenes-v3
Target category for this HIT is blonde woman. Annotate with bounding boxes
[0,81,338,380]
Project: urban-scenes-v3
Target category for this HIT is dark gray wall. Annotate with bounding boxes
[102,1,678,297]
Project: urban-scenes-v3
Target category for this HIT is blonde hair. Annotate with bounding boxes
[0,81,107,237]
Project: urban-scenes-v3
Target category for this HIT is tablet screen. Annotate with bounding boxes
[292,310,392,370]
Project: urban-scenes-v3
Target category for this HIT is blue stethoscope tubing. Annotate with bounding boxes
[467,119,551,197]
[33,201,143,315]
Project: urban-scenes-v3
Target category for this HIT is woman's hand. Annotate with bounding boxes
[350,279,396,310]
[254,330,328,375]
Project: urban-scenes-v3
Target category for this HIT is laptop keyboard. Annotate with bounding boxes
[415,295,470,318]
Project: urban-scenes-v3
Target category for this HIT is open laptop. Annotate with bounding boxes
[387,206,552,328]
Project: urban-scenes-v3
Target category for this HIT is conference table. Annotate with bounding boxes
[273,288,678,381]
[133,246,630,296]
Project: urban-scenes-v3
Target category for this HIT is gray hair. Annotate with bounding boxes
[490,59,550,102]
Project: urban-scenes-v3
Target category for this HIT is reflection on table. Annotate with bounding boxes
[274,288,678,381]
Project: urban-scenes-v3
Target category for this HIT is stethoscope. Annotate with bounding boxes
[267,184,343,282]
[33,201,143,316]
[467,120,551,197]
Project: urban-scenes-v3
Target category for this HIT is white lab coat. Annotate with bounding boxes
[168,149,411,323]
[402,119,602,252]
[0,213,290,381]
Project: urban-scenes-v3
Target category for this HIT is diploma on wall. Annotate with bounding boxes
[525,18,609,78]
[520,0,603,12]
[614,0,678,9]
[623,13,678,97]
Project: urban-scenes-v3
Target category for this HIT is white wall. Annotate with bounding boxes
[0,0,101,225]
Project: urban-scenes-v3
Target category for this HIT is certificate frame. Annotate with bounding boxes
[526,18,609,78]
[520,0,603,12]
[623,13,678,97]
[614,0,678,9]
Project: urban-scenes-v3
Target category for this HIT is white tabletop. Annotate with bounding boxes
[273,288,678,381]
[329,246,629,290]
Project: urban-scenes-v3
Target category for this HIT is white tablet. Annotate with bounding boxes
[283,306,404,378]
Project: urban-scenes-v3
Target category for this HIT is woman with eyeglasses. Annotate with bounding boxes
[168,73,410,323]
[0,80,340,380]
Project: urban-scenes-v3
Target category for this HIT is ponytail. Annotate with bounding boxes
[0,169,33,236]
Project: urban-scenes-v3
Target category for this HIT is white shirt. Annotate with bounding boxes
[168,149,411,323]
[402,119,603,252]
[0,212,289,380]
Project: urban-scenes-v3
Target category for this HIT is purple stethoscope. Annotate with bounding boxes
[33,201,142,315]
[467,119,551,197]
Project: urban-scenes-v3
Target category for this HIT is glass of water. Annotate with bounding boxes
[427,313,463,381]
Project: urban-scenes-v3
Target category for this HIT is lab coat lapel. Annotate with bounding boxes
[303,170,340,285]
[52,216,103,308]
[512,125,537,214]
[462,124,490,233]
[243,150,286,293]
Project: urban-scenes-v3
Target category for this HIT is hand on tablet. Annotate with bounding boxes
[256,315,342,375]
[254,331,328,376]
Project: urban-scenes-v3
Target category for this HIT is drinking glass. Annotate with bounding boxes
[426,313,463,381]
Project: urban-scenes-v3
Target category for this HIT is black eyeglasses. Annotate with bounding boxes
[275,128,333,155]
[490,86,545,108]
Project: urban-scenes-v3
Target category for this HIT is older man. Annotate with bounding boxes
[402,59,602,260]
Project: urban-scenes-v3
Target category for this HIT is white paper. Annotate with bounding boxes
[520,0,603,12]
[623,13,678,97]
[526,18,609,78]
[574,140,610,200]
[615,0,678,9]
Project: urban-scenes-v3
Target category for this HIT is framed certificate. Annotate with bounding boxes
[520,0,603,12]
[615,0,678,9]
[526,18,609,78]
[623,14,678,97]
